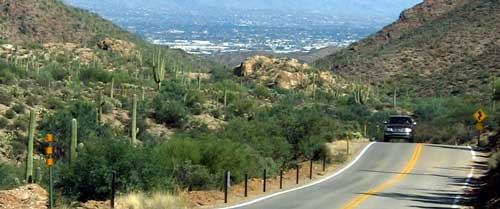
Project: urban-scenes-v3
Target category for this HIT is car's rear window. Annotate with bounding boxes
[389,117,412,124]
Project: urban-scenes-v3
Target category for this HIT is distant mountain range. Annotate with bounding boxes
[64,0,422,19]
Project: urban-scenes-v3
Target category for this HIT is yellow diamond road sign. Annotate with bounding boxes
[474,109,487,123]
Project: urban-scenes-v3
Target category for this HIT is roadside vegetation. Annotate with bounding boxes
[0,0,498,208]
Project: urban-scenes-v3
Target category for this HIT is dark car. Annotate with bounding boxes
[384,115,416,143]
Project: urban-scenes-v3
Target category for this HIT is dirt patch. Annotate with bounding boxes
[0,184,48,209]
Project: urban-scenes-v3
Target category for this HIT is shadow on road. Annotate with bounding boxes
[356,151,488,208]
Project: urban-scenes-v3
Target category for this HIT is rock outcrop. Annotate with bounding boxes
[0,184,48,209]
[235,55,336,91]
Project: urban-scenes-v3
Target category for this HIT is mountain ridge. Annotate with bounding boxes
[314,0,500,97]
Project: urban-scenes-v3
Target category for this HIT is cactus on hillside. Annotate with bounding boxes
[153,50,166,90]
[223,88,228,107]
[110,77,115,99]
[131,94,137,144]
[197,75,202,91]
[70,118,78,164]
[97,90,104,123]
[393,86,398,110]
[25,110,36,183]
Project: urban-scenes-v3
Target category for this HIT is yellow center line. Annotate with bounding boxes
[339,143,424,209]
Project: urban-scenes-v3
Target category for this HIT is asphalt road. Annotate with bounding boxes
[227,142,477,209]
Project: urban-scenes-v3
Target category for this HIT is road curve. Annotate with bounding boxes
[228,142,476,209]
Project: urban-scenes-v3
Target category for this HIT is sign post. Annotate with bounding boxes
[45,134,54,209]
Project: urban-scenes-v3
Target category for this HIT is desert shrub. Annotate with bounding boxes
[10,139,26,158]
[184,89,206,115]
[56,138,174,201]
[152,81,195,128]
[0,117,8,128]
[45,96,65,110]
[0,163,23,190]
[5,109,16,119]
[410,97,476,143]
[26,95,41,106]
[228,97,256,118]
[153,100,189,128]
[39,99,114,158]
[222,118,293,166]
[0,61,26,85]
[0,89,13,105]
[159,136,270,186]
[254,85,272,99]
[11,103,26,114]
[78,66,112,83]
[12,117,28,130]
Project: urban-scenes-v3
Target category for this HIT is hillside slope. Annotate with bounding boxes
[0,0,133,45]
[314,0,500,97]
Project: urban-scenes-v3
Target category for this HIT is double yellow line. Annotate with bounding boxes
[339,143,424,209]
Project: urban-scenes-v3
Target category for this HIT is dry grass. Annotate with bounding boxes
[118,192,189,209]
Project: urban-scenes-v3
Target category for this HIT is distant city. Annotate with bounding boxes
[63,0,407,55]
[147,25,363,55]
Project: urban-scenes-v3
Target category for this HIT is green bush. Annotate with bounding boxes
[56,138,174,201]
[0,89,13,105]
[153,100,189,128]
[26,95,41,106]
[12,117,27,130]
[45,96,65,110]
[78,66,112,84]
[0,117,8,128]
[39,99,114,158]
[254,85,272,99]
[152,81,195,128]
[5,109,16,119]
[11,103,26,114]
[0,163,23,190]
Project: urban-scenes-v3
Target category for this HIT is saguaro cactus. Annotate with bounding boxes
[110,77,115,100]
[393,87,397,110]
[25,110,36,183]
[97,90,104,123]
[70,118,78,164]
[153,50,166,90]
[131,94,137,144]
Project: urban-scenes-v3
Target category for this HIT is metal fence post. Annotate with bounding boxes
[263,169,267,192]
[224,171,228,203]
[244,173,248,197]
[296,164,300,184]
[323,155,326,172]
[111,171,116,209]
[279,170,283,189]
[309,159,313,180]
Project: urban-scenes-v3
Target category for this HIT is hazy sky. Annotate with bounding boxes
[65,0,422,19]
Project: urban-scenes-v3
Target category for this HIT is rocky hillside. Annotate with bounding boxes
[0,0,133,45]
[314,0,500,97]
[235,56,340,92]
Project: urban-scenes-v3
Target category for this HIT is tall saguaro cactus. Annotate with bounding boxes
[70,118,78,164]
[25,110,36,183]
[393,87,397,110]
[131,94,137,144]
[153,50,166,90]
[97,90,104,123]
[110,77,115,100]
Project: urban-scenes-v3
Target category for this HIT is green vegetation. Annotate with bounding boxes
[0,0,496,208]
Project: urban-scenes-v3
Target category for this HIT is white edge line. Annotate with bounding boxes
[215,142,378,209]
[452,146,476,208]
